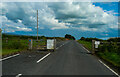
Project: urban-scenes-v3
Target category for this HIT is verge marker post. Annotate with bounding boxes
[54,37,56,51]
[92,40,95,54]
[29,39,32,50]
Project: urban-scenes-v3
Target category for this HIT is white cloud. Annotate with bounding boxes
[49,2,117,31]
[1,2,118,33]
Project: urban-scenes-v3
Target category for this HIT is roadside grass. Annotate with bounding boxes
[2,39,28,56]
[33,40,46,48]
[97,52,120,67]
[2,38,47,56]
[77,40,120,68]
[2,34,65,56]
[2,39,28,49]
[2,49,21,56]
[77,40,92,51]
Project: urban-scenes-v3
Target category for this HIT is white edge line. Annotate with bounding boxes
[16,74,22,77]
[37,53,51,63]
[78,42,119,77]
[82,46,90,53]
[0,54,20,61]
[99,60,120,77]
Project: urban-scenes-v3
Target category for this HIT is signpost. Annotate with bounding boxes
[92,40,100,54]
[47,39,56,51]
[95,41,100,48]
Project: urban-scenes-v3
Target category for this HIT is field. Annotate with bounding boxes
[2,34,46,56]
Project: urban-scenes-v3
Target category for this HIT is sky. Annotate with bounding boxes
[0,2,119,40]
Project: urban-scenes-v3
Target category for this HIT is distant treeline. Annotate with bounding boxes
[80,37,120,42]
[107,37,120,42]
[2,34,66,41]
[65,34,75,40]
[2,34,46,40]
[79,37,103,42]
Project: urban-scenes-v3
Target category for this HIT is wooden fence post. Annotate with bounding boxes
[29,39,32,50]
[6,37,8,43]
[92,40,95,54]
[0,28,1,40]
[54,38,56,51]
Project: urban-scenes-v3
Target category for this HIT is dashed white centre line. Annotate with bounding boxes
[56,41,69,50]
[16,74,22,77]
[99,60,120,77]
[37,53,51,63]
[0,54,20,61]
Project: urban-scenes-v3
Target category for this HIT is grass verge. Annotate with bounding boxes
[2,49,21,56]
[78,40,120,68]
[97,52,120,67]
[77,40,92,51]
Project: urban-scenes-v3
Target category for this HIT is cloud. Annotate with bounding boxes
[48,2,117,31]
[1,2,118,34]
[1,15,32,32]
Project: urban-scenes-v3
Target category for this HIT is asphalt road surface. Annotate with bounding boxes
[2,40,118,76]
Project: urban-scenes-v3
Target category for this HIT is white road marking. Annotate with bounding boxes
[0,54,20,61]
[37,53,51,63]
[99,60,120,77]
[82,46,90,53]
[16,74,22,77]
[56,42,68,50]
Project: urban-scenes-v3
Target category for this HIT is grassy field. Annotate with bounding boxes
[78,40,120,68]
[2,34,46,56]
[2,39,28,56]
[77,40,92,51]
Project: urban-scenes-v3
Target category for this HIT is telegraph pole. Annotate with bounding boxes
[37,10,38,41]
[4,28,5,34]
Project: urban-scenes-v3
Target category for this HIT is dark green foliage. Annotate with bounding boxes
[107,37,120,42]
[98,43,119,53]
[65,34,75,40]
[2,39,28,49]
[97,52,120,67]
[2,34,46,40]
[80,37,103,42]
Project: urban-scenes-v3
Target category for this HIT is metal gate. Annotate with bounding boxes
[29,39,56,51]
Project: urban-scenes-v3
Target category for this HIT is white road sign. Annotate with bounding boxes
[95,41,100,45]
[47,39,55,49]
[95,41,100,48]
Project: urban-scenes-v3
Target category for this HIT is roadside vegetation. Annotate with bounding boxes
[78,37,120,68]
[77,40,92,51]
[2,34,66,56]
[2,34,42,56]
[65,34,75,40]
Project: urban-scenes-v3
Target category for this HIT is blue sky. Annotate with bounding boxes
[0,2,119,39]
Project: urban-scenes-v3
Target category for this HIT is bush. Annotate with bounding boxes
[2,40,28,49]
[98,43,119,53]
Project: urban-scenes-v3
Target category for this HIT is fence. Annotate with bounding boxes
[28,38,56,51]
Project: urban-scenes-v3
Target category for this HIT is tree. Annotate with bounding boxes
[65,34,75,40]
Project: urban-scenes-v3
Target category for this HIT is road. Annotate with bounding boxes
[2,40,118,76]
